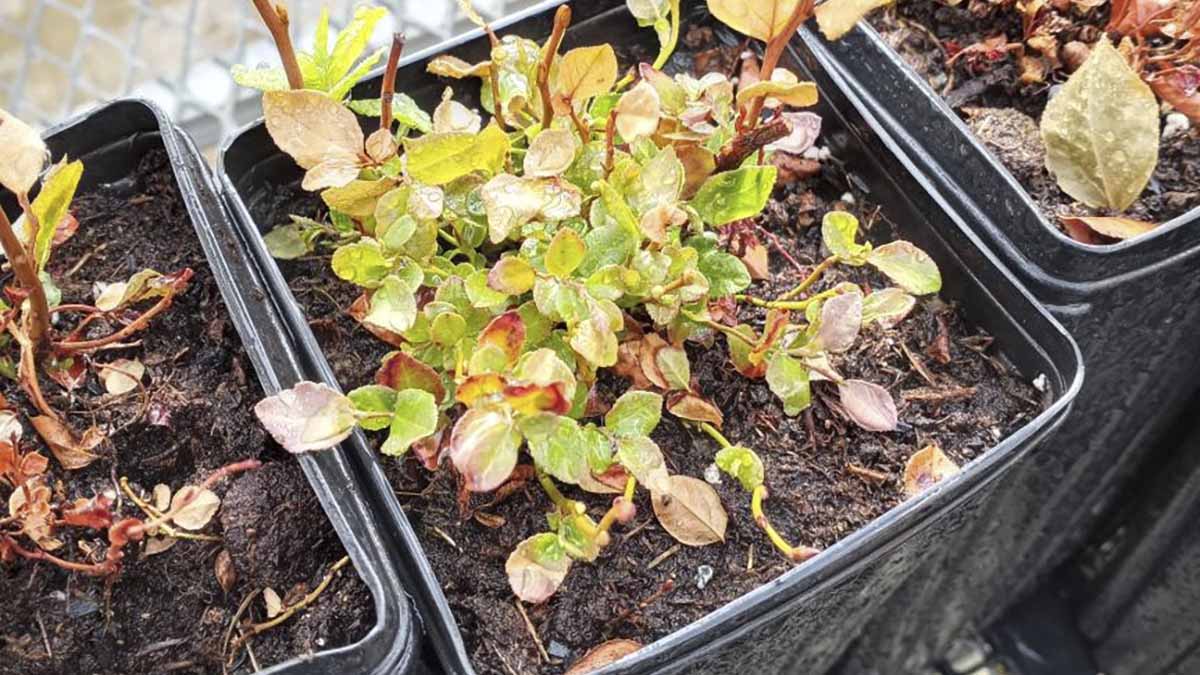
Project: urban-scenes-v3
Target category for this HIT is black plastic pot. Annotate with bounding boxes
[13,99,419,675]
[216,4,1082,673]
[1063,396,1200,675]
[803,24,1200,674]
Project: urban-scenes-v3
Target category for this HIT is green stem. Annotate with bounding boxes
[616,0,681,90]
[538,471,572,510]
[699,422,733,449]
[683,310,755,347]
[736,285,845,311]
[778,256,838,301]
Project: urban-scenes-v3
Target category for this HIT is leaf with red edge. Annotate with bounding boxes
[749,309,789,366]
[52,213,79,246]
[666,391,724,427]
[45,353,87,392]
[456,373,506,407]
[502,382,572,415]
[376,351,446,402]
[477,311,526,369]
[565,639,643,674]
[1059,215,1158,241]
[348,293,408,348]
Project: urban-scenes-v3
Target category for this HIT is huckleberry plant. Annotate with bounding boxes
[249,0,936,601]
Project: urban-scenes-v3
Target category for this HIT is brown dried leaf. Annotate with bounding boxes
[1059,215,1158,241]
[215,549,237,593]
[903,444,961,497]
[565,639,644,674]
[143,535,177,557]
[262,90,364,171]
[553,45,619,114]
[815,0,895,40]
[30,416,103,470]
[651,475,728,546]
[666,391,724,428]
[263,587,284,618]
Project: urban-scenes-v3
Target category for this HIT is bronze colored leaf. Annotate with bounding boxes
[1040,38,1159,211]
[903,444,960,497]
[651,475,727,546]
[30,416,102,470]
[565,639,643,674]
[553,45,619,114]
[262,90,364,170]
[1058,215,1158,241]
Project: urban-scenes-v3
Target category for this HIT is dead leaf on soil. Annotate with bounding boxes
[565,639,644,674]
[215,549,237,593]
[169,485,220,530]
[651,475,728,546]
[30,416,103,470]
[903,444,961,497]
[100,358,146,395]
[263,587,284,618]
[1059,215,1158,241]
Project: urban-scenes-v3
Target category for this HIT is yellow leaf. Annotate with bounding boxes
[404,122,510,185]
[1040,39,1159,211]
[707,0,804,42]
[23,158,83,271]
[170,485,221,530]
[903,444,960,498]
[552,45,618,114]
[262,90,364,170]
[321,178,394,218]
[1058,215,1158,240]
[0,107,48,195]
[736,79,819,108]
[814,0,895,40]
[427,55,493,79]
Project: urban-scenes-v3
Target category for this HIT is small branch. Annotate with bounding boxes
[846,463,890,484]
[699,422,733,449]
[53,269,193,352]
[746,0,813,125]
[1,535,112,576]
[252,0,304,89]
[9,324,58,420]
[568,101,591,142]
[715,117,792,172]
[751,486,820,563]
[777,256,838,300]
[132,458,261,538]
[539,5,572,129]
[379,33,406,132]
[604,579,675,634]
[514,600,550,663]
[604,108,619,176]
[489,69,509,130]
[738,283,846,312]
[0,205,50,352]
[228,556,351,655]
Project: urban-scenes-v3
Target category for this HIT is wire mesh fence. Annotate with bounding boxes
[1,0,531,150]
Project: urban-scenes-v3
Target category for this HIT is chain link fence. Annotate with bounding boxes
[1,0,531,150]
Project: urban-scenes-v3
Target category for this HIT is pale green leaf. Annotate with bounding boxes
[449,407,522,491]
[545,228,586,278]
[715,445,764,491]
[867,241,942,295]
[766,352,811,416]
[821,210,870,262]
[348,384,397,431]
[404,123,510,185]
[615,435,669,493]
[365,274,419,333]
[691,167,777,226]
[382,389,439,456]
[521,413,588,484]
[348,94,434,133]
[605,390,663,438]
[332,240,391,288]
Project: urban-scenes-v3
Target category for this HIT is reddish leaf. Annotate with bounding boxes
[61,493,114,529]
[456,373,506,407]
[52,212,79,246]
[1059,215,1158,241]
[30,416,103,470]
[376,351,446,402]
[565,639,643,674]
[502,382,571,415]
[837,380,898,432]
[1148,65,1200,122]
[666,391,724,427]
[348,293,408,347]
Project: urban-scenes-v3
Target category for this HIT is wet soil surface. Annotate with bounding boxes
[870,3,1200,231]
[252,30,1046,675]
[0,150,371,675]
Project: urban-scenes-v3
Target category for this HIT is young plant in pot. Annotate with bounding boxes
[0,107,378,672]
[240,1,1050,672]
[864,0,1199,244]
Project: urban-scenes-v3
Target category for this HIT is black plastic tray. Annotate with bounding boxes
[1065,396,1200,675]
[804,25,1200,674]
[9,99,418,675]
[217,4,1083,673]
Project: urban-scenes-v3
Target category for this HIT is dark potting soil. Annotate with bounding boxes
[252,26,1045,675]
[0,150,371,675]
[870,3,1200,232]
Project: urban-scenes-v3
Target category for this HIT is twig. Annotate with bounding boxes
[715,116,792,172]
[514,600,550,663]
[379,33,407,132]
[539,5,572,129]
[251,0,303,89]
[647,543,681,570]
[53,269,192,351]
[35,610,51,657]
[0,206,50,351]
[229,556,351,655]
[604,579,675,633]
[223,591,260,672]
[900,386,977,403]
[900,343,938,387]
[604,108,619,176]
[846,463,890,484]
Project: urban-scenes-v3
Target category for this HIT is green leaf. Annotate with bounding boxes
[578,224,637,276]
[521,414,588,484]
[348,384,397,431]
[605,390,663,438]
[321,178,392,218]
[262,224,311,259]
[28,159,83,272]
[691,167,777,226]
[861,287,916,328]
[821,211,870,263]
[615,435,669,492]
[332,240,391,288]
[348,94,434,133]
[231,65,288,92]
[430,311,467,346]
[489,257,536,295]
[365,275,418,333]
[449,407,522,491]
[404,123,510,185]
[545,228,586,278]
[382,389,439,456]
[766,352,811,416]
[699,250,751,297]
[581,424,614,473]
[465,269,511,308]
[867,241,942,295]
[1040,38,1159,211]
[655,345,691,390]
[715,445,765,491]
[330,47,386,101]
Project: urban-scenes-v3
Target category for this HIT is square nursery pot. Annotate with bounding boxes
[216,2,1082,673]
[9,99,419,675]
[1064,395,1200,675]
[802,24,1200,674]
